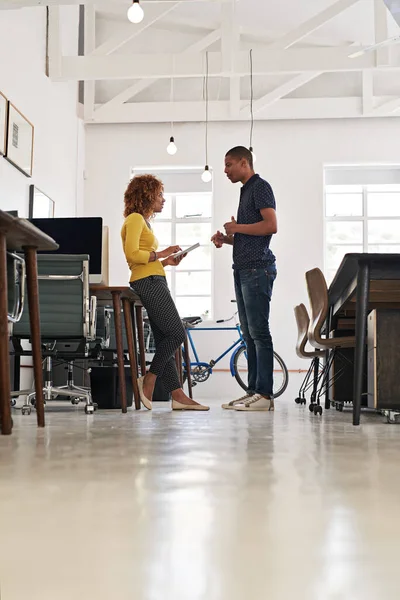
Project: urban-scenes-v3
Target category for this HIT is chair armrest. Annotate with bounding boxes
[37,273,83,281]
[89,296,97,341]
[8,252,26,324]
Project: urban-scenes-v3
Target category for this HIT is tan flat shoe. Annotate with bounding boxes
[137,376,152,410]
[172,400,210,411]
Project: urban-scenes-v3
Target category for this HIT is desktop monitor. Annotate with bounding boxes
[29,217,107,284]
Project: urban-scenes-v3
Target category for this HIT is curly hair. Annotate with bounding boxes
[123,174,163,219]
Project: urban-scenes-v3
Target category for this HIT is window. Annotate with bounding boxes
[152,193,212,318]
[130,167,213,318]
[324,169,400,283]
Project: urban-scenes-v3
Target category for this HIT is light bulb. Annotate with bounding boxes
[201,165,212,183]
[127,0,144,23]
[249,146,257,163]
[167,136,177,155]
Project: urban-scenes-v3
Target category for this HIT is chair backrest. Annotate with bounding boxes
[13,254,92,341]
[305,267,328,348]
[294,304,310,358]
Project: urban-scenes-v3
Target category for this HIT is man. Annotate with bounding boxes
[212,146,277,412]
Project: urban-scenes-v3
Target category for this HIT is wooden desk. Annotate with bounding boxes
[90,286,144,412]
[0,211,58,434]
[328,253,400,426]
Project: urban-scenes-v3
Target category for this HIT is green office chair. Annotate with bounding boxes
[11,254,98,415]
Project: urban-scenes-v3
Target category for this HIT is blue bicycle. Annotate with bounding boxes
[182,308,289,398]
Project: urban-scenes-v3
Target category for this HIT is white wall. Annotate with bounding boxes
[85,118,400,375]
[0,6,84,391]
[0,6,84,218]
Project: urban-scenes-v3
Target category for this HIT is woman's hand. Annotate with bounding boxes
[162,253,187,267]
[158,245,181,259]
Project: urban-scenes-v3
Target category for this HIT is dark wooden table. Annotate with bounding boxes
[90,285,145,412]
[0,211,58,434]
[328,253,400,426]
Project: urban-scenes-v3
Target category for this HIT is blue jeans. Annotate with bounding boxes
[234,266,277,398]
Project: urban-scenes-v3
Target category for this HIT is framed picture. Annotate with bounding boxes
[0,92,7,156]
[29,185,55,218]
[5,103,34,177]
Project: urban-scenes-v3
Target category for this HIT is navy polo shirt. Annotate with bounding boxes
[232,174,276,270]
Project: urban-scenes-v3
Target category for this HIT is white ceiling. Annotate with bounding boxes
[91,0,400,121]
[4,0,400,122]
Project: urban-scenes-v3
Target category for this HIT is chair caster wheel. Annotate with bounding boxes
[301,398,307,405]
[313,406,323,416]
[22,407,31,416]
[71,398,80,405]
[295,397,302,404]
[85,405,95,415]
[93,403,98,411]
[338,403,344,412]
[309,403,315,413]
[10,399,16,407]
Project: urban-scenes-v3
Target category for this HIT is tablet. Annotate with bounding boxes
[173,243,200,259]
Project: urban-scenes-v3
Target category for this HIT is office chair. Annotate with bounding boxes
[294,303,325,413]
[305,267,356,413]
[11,254,98,415]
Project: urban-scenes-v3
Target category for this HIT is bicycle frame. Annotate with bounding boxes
[184,323,246,377]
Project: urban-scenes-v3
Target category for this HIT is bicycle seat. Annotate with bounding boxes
[182,316,202,328]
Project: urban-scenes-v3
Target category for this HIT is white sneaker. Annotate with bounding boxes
[222,394,252,410]
[234,394,275,412]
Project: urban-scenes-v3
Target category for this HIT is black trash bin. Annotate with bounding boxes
[90,366,133,409]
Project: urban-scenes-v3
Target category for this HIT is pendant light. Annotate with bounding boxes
[248,48,256,164]
[127,0,144,24]
[167,59,177,155]
[201,51,212,183]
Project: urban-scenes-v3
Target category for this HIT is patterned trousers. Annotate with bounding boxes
[130,275,185,393]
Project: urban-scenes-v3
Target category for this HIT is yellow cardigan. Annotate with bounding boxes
[121,213,165,282]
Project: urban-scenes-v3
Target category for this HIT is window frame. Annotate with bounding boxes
[153,191,214,318]
[324,184,400,281]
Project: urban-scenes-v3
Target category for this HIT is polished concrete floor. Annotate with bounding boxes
[1,374,400,600]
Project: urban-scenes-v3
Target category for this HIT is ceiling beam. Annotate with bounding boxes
[246,72,322,115]
[93,28,221,120]
[268,0,361,50]
[0,0,230,7]
[372,96,400,115]
[84,5,96,121]
[57,47,376,81]
[362,70,374,114]
[89,96,400,124]
[47,6,62,79]
[221,1,240,117]
[91,2,181,56]
[374,0,390,66]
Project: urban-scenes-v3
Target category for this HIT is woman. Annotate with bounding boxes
[121,174,209,411]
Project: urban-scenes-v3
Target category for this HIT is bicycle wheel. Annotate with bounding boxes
[233,346,289,398]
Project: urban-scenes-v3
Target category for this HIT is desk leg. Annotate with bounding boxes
[135,305,147,377]
[183,332,193,399]
[112,292,127,414]
[122,298,140,411]
[353,261,370,426]
[324,306,333,410]
[25,247,45,428]
[0,234,12,435]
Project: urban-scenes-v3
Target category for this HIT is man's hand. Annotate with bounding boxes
[224,216,238,236]
[211,230,225,248]
[162,253,187,267]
